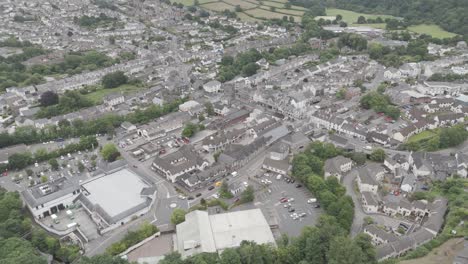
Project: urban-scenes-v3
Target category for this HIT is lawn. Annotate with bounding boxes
[407,130,437,143]
[350,23,387,29]
[84,84,142,104]
[201,2,235,11]
[263,7,305,16]
[246,8,301,21]
[172,0,194,5]
[326,8,396,24]
[408,24,457,39]
[236,12,263,22]
[220,0,257,9]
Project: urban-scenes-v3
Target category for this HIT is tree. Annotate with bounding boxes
[335,14,342,21]
[240,186,254,203]
[370,148,386,162]
[170,208,187,225]
[220,248,241,264]
[328,236,366,264]
[39,91,59,106]
[289,16,295,23]
[101,143,120,162]
[284,2,291,8]
[339,21,347,27]
[40,176,48,183]
[357,16,367,24]
[205,102,215,116]
[182,123,199,138]
[49,159,59,170]
[219,181,233,199]
[77,162,85,173]
[235,5,242,12]
[336,88,347,99]
[270,6,276,12]
[102,71,128,89]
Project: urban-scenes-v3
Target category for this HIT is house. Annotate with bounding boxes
[269,142,289,160]
[229,181,247,196]
[384,154,409,173]
[281,132,310,153]
[324,156,352,182]
[179,100,202,115]
[218,136,269,169]
[357,166,380,194]
[175,209,276,258]
[151,145,208,183]
[364,225,397,245]
[121,121,137,133]
[362,191,379,213]
[104,93,125,107]
[262,157,290,175]
[383,68,402,80]
[400,173,416,193]
[201,128,245,152]
[203,80,221,93]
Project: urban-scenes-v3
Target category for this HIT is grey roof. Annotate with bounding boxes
[263,157,290,173]
[329,134,348,146]
[362,191,379,206]
[324,156,352,175]
[364,225,397,243]
[152,145,205,175]
[22,177,80,208]
[219,136,269,165]
[423,197,448,234]
[358,167,378,186]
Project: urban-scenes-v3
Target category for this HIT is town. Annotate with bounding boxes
[0,0,467,264]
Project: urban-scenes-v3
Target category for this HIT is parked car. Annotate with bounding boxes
[187,196,194,200]
[288,208,295,213]
[295,184,302,188]
[307,198,317,204]
[195,193,202,197]
[208,186,215,191]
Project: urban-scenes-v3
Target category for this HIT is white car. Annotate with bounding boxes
[178,195,186,200]
[288,198,295,202]
[307,198,317,204]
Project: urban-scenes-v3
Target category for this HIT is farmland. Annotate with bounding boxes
[173,0,305,22]
[408,24,457,39]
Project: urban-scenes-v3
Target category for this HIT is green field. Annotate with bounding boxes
[84,84,142,104]
[408,24,457,39]
[172,0,304,22]
[407,130,437,143]
[326,8,396,24]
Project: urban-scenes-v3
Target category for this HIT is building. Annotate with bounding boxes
[262,157,290,175]
[152,145,208,183]
[77,168,156,233]
[203,80,221,93]
[357,166,380,194]
[175,209,276,258]
[324,156,352,182]
[218,136,269,169]
[121,121,137,133]
[104,93,125,107]
[361,191,379,213]
[22,177,82,219]
[281,132,310,153]
[364,225,397,245]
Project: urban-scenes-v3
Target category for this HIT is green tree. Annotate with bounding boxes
[100,143,120,162]
[219,181,233,199]
[336,88,347,99]
[170,208,187,225]
[182,123,199,138]
[357,15,367,24]
[370,148,386,162]
[77,162,85,173]
[102,71,128,89]
[240,186,254,203]
[220,248,241,264]
[49,159,59,170]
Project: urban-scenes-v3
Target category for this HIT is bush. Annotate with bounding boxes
[106,222,158,255]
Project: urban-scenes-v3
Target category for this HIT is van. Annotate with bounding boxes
[276,174,282,180]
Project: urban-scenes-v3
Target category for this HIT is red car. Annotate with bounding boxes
[280,197,288,203]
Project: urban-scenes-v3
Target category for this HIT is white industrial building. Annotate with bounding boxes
[175,209,276,258]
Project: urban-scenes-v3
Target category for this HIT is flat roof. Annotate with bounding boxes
[81,168,149,218]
